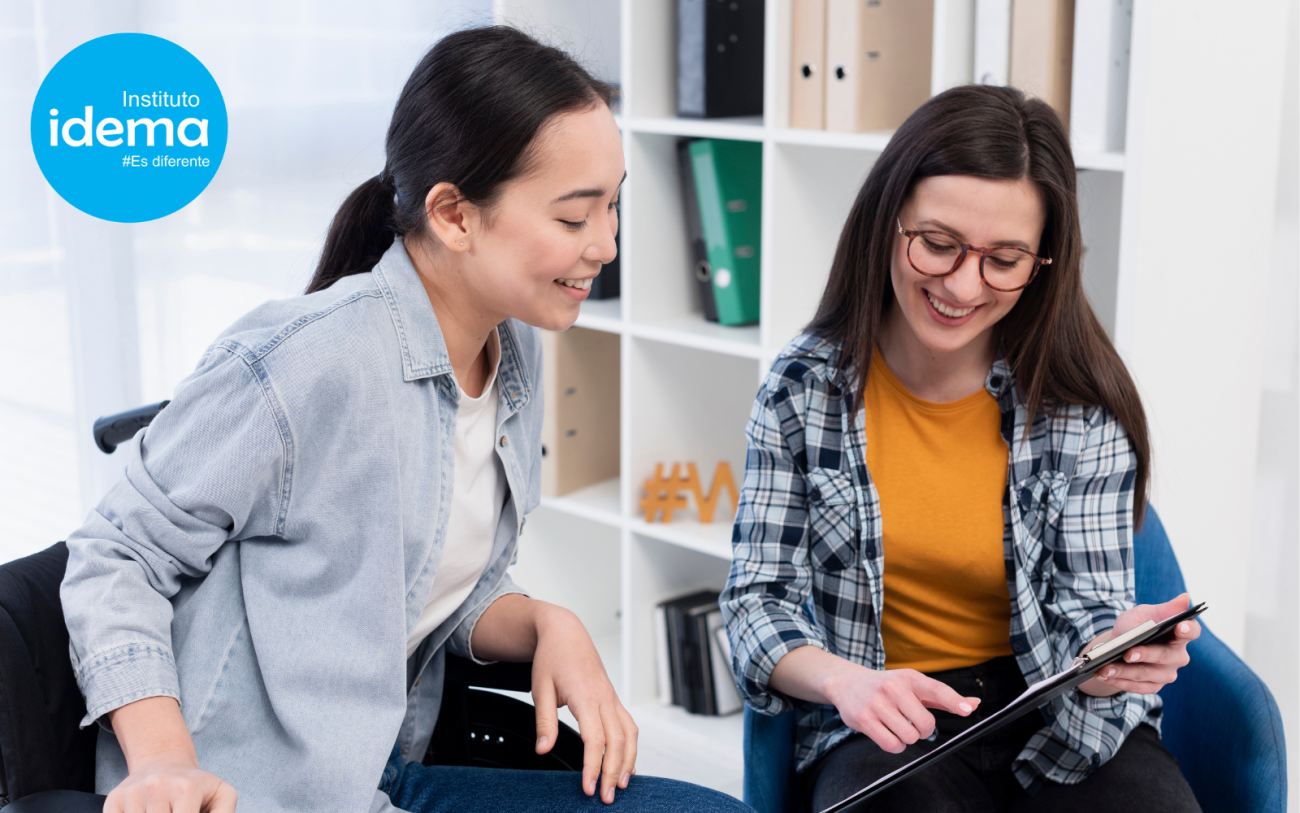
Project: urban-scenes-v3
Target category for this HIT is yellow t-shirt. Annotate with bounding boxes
[864,347,1014,673]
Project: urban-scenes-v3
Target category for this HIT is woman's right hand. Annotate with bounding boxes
[770,645,979,754]
[105,696,237,813]
[823,660,980,753]
[105,756,237,813]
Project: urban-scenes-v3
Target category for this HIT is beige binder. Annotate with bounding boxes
[540,327,620,497]
[1009,0,1075,127]
[790,0,828,129]
[826,0,934,133]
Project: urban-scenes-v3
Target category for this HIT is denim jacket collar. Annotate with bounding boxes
[372,239,532,414]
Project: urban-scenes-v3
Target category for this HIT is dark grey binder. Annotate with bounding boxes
[675,138,719,322]
[677,0,765,119]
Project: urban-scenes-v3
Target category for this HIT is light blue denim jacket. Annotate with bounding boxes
[61,240,541,813]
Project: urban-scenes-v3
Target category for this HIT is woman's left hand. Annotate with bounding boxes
[470,596,638,802]
[530,603,638,804]
[1078,593,1201,697]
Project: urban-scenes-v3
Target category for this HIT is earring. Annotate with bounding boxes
[459,241,464,247]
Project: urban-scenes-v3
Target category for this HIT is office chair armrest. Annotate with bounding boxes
[4,790,106,812]
[743,705,798,813]
[93,401,168,454]
[1161,626,1288,813]
[445,653,531,693]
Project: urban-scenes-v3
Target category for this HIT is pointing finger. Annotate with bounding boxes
[913,674,980,716]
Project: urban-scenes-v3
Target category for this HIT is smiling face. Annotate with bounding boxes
[888,174,1047,359]
[445,103,625,332]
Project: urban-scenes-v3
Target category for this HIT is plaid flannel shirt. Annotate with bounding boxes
[719,333,1160,792]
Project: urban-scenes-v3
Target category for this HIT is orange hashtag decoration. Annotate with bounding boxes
[640,461,738,524]
[640,463,692,522]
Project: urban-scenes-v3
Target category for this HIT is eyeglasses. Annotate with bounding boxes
[896,219,1051,293]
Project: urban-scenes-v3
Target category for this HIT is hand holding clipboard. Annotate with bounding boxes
[821,598,1207,813]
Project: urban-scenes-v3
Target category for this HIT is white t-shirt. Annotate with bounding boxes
[406,330,508,658]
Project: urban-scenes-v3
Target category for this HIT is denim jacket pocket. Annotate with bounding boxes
[806,467,859,572]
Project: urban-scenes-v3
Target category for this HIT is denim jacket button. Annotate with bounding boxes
[499,436,508,447]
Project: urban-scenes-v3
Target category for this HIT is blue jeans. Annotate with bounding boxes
[379,745,755,812]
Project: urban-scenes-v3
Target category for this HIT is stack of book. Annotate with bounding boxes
[654,590,743,716]
[675,138,762,327]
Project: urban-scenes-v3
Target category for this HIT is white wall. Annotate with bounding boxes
[1245,1,1299,806]
[1118,2,1297,800]
[1117,0,1291,652]
[493,0,621,84]
[0,0,495,563]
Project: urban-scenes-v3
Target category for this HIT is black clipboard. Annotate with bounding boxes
[820,602,1207,813]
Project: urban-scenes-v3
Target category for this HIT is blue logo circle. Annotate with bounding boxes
[30,33,227,223]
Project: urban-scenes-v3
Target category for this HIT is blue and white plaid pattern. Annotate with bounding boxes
[719,333,1159,791]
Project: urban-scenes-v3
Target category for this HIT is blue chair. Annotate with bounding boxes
[742,506,1289,813]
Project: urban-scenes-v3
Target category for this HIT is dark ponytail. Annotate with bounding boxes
[307,26,615,294]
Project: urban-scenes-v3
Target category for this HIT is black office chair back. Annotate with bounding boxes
[0,543,98,805]
[0,541,580,812]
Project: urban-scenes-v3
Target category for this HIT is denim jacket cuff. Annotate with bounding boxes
[449,576,530,665]
[75,642,181,729]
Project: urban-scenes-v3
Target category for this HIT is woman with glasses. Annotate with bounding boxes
[720,85,1203,812]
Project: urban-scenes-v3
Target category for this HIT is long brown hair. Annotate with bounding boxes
[806,84,1150,526]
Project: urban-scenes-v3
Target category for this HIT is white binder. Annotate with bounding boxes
[1070,0,1134,153]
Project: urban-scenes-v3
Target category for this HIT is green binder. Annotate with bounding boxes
[688,139,762,326]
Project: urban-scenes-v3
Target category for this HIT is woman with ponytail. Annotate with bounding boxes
[61,26,751,813]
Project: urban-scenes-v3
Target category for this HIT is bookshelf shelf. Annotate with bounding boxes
[540,477,623,528]
[627,318,764,360]
[630,517,735,561]
[1073,149,1126,173]
[624,115,766,141]
[623,119,1125,171]
[497,0,1147,798]
[770,125,894,151]
[572,297,623,334]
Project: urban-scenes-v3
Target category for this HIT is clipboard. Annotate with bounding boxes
[821,602,1207,813]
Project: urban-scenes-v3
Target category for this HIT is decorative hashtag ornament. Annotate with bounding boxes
[640,461,738,523]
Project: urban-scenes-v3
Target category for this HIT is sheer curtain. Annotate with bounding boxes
[0,0,494,562]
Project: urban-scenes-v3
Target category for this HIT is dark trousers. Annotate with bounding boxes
[806,656,1202,813]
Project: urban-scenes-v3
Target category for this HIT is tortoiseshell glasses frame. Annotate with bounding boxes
[896,219,1052,293]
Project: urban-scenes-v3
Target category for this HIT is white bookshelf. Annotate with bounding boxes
[498,0,1138,798]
